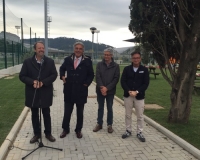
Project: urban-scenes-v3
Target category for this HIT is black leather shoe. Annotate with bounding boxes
[76,132,82,139]
[30,135,40,144]
[60,130,69,138]
[45,134,56,142]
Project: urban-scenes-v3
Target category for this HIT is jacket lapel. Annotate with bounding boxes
[31,56,40,71]
[31,55,47,71]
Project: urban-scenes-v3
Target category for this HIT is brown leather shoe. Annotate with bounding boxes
[60,130,69,138]
[30,135,40,144]
[45,134,56,142]
[76,132,83,139]
[107,125,113,133]
[93,124,102,132]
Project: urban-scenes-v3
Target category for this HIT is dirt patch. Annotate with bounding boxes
[145,104,164,109]
[4,76,14,79]
[88,95,97,98]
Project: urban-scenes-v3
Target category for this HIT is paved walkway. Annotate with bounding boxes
[4,66,198,160]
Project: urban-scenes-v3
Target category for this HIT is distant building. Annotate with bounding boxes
[0,31,20,43]
[114,46,135,58]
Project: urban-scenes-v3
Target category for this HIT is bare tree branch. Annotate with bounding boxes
[175,0,191,28]
[161,0,183,47]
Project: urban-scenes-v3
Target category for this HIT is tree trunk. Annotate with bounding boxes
[168,7,200,123]
[168,59,196,123]
[168,43,199,123]
[168,39,200,123]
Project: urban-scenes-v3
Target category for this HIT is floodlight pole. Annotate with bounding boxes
[44,0,48,56]
[3,0,7,68]
[95,30,100,59]
[90,27,97,61]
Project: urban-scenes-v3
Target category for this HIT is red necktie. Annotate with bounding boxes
[74,58,79,69]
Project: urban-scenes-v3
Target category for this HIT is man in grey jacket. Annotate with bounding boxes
[93,48,120,133]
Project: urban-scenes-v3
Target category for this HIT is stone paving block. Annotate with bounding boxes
[107,153,120,157]
[127,154,140,159]
[84,155,97,160]
[12,153,21,160]
[141,150,152,157]
[38,157,52,160]
[101,150,108,158]
[96,155,104,160]
[64,153,77,158]
[112,149,124,153]
[58,158,71,160]
[88,151,102,156]
[104,157,119,160]
[143,146,152,153]
[94,147,107,152]
[139,153,149,159]
[157,154,168,160]
[116,157,124,160]
[120,152,128,159]
[105,148,112,154]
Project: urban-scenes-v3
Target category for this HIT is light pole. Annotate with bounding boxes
[95,30,100,59]
[15,26,20,42]
[90,27,97,61]
[44,0,48,56]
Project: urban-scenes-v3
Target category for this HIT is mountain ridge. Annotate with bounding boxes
[24,37,112,51]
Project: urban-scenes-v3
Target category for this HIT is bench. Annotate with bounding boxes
[148,67,160,79]
[149,72,160,79]
[193,85,200,95]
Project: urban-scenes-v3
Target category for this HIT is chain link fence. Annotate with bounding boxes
[0,1,39,69]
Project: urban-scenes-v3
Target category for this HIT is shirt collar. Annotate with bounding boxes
[35,56,41,64]
[74,56,81,61]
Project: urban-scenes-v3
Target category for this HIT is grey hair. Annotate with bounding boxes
[104,47,113,54]
[73,41,85,51]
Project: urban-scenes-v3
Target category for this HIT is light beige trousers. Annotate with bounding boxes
[124,96,144,134]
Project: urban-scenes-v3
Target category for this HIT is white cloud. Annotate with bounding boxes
[2,0,134,48]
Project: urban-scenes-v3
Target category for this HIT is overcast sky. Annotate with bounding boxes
[2,0,134,48]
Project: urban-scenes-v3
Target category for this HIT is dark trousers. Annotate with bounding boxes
[97,94,114,126]
[31,107,51,136]
[62,102,84,133]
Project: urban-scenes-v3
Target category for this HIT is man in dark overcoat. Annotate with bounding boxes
[19,41,57,143]
[59,42,94,139]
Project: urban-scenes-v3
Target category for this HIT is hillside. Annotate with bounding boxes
[24,37,112,51]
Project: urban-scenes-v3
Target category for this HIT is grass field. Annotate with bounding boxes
[0,75,25,145]
[0,65,200,150]
[144,74,200,150]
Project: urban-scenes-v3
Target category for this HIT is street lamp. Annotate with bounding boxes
[95,30,100,59]
[90,27,97,60]
[15,25,21,42]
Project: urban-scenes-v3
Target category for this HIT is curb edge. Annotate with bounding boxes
[0,107,29,160]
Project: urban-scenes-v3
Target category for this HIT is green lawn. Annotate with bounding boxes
[0,75,25,145]
[143,75,200,149]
